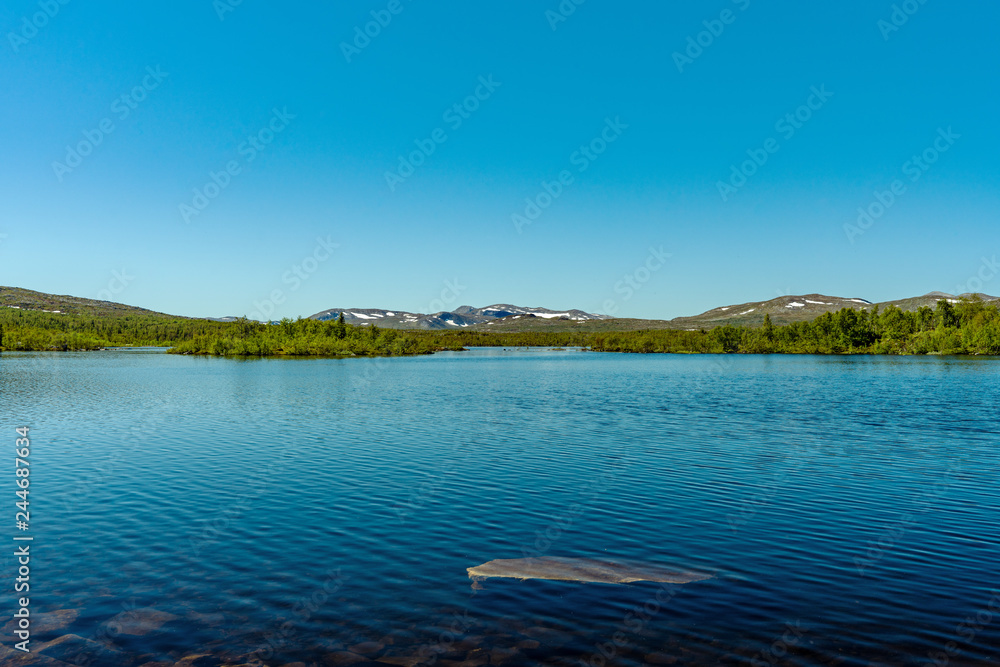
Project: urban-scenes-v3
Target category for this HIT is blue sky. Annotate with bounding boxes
[1,1,997,319]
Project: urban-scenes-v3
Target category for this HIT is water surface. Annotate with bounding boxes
[1,349,998,665]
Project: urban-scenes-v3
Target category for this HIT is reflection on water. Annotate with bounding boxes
[1,349,998,665]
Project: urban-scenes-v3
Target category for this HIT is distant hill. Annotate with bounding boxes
[309,304,612,330]
[0,286,179,318]
[469,315,678,333]
[4,286,995,333]
[308,293,998,332]
[878,292,992,313]
[668,292,999,329]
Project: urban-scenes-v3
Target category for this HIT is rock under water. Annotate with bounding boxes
[467,557,712,585]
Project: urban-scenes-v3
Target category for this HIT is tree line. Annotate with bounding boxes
[589,297,1000,355]
[0,307,225,351]
[167,314,462,356]
[3,297,999,357]
[0,309,461,356]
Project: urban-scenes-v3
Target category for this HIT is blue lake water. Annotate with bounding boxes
[1,348,998,666]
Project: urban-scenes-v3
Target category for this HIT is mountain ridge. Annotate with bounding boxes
[667,291,999,329]
[309,304,612,330]
[309,292,999,331]
[3,286,995,331]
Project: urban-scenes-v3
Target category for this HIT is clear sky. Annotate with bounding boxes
[1,1,997,320]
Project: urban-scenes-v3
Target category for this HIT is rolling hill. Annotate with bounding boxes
[0,286,178,318]
[667,292,998,329]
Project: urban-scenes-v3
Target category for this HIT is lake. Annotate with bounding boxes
[1,348,998,666]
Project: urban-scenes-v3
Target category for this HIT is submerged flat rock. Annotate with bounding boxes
[2,608,78,637]
[105,607,179,636]
[467,557,712,585]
